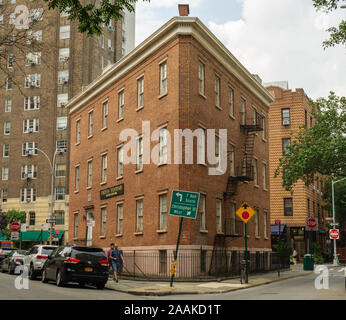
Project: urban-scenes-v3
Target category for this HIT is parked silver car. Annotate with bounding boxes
[23,245,57,280]
[1,250,27,274]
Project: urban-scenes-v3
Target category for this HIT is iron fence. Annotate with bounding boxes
[119,250,290,280]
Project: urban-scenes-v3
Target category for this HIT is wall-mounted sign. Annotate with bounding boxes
[100,184,124,200]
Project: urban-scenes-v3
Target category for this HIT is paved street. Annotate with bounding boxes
[152,266,346,300]
[0,266,344,300]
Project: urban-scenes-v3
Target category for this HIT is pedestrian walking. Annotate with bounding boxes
[109,243,124,283]
[107,243,114,273]
[292,248,298,266]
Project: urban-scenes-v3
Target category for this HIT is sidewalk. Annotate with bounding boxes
[105,264,313,296]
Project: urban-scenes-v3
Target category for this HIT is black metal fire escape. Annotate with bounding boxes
[209,111,264,276]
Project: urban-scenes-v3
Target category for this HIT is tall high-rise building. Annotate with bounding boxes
[0,0,135,243]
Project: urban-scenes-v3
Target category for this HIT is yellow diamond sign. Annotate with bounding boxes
[236,202,255,224]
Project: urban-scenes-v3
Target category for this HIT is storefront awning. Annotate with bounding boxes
[271,224,286,235]
[19,231,64,242]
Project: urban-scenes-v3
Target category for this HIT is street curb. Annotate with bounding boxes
[105,271,314,296]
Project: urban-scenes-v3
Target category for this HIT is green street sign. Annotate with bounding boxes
[169,190,200,219]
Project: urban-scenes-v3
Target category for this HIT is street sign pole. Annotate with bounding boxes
[170,217,184,287]
[245,223,248,283]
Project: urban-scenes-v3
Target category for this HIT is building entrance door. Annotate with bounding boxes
[86,210,93,247]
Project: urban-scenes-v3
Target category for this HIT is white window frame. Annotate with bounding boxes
[87,160,92,188]
[25,74,40,88]
[5,98,11,112]
[118,90,124,119]
[74,213,79,237]
[22,142,38,156]
[60,25,70,39]
[102,101,108,128]
[2,167,9,180]
[55,186,65,201]
[136,199,143,232]
[4,121,10,135]
[23,119,39,133]
[75,165,80,191]
[229,86,234,117]
[215,75,220,107]
[159,194,167,230]
[88,111,93,136]
[159,62,167,95]
[137,77,144,108]
[57,93,68,107]
[117,203,123,234]
[58,70,69,84]
[76,119,81,143]
[197,128,205,165]
[101,154,107,183]
[57,116,67,130]
[198,61,205,95]
[159,128,168,164]
[117,146,123,177]
[101,207,107,236]
[24,96,40,110]
[136,137,143,171]
[3,144,9,157]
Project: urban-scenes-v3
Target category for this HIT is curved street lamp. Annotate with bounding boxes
[36,147,66,245]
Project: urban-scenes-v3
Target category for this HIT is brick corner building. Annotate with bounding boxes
[265,81,329,259]
[67,15,274,278]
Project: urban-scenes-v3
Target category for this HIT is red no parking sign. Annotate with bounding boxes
[329,229,339,240]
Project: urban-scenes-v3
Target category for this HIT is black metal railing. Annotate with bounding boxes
[118,250,290,280]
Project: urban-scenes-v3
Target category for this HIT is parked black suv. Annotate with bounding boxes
[41,245,109,289]
[0,247,19,266]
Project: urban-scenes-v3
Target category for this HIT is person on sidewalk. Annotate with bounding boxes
[292,248,298,266]
[107,243,114,274]
[110,243,124,283]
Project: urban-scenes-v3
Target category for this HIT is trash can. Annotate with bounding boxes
[303,254,314,271]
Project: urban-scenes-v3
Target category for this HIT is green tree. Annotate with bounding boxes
[275,92,346,191]
[322,178,346,223]
[0,210,26,239]
[44,0,149,36]
[312,0,346,48]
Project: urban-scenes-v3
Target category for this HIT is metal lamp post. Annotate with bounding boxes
[331,177,346,266]
[37,148,65,245]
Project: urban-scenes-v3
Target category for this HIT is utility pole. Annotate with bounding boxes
[332,177,346,266]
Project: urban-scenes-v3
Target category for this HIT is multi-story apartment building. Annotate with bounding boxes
[265,82,329,258]
[67,11,274,278]
[0,0,135,244]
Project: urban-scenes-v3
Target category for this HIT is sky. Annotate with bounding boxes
[134,0,346,100]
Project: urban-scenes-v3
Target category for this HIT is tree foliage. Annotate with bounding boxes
[312,0,346,48]
[0,210,26,239]
[322,178,346,223]
[44,0,149,36]
[275,92,346,191]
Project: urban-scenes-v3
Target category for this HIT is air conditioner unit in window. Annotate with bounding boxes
[26,198,31,203]
[26,150,33,156]
[59,102,66,107]
[57,148,67,154]
[282,119,290,126]
[59,56,69,62]
[30,82,36,87]
[61,78,68,84]
[108,26,115,31]
[27,173,33,179]
[28,128,34,133]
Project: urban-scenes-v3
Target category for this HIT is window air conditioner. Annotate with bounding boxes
[28,128,34,133]
[26,150,33,156]
[108,26,114,31]
[27,173,33,179]
[62,78,68,84]
[30,82,36,87]
[282,119,290,126]
[59,102,66,107]
[26,198,31,203]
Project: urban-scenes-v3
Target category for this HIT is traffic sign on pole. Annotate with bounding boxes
[11,222,20,232]
[329,229,340,240]
[11,232,19,240]
[306,217,318,231]
[236,202,255,224]
[169,190,200,219]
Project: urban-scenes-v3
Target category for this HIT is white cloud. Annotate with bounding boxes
[208,0,346,99]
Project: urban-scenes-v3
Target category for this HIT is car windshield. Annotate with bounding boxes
[71,247,106,262]
[1,249,16,254]
[41,247,56,255]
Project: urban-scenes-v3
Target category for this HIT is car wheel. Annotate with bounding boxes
[56,270,64,287]
[29,265,36,280]
[1,265,5,273]
[96,282,105,290]
[41,268,48,283]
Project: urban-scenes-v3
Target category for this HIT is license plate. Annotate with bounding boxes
[84,267,93,272]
